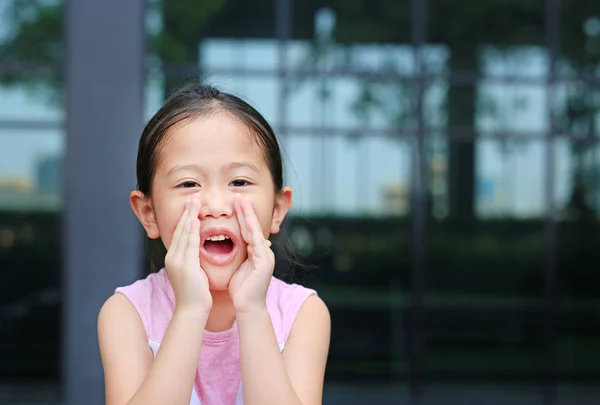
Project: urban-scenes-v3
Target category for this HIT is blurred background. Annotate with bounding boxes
[1,0,599,404]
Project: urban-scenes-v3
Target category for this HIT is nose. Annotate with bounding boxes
[198,186,234,219]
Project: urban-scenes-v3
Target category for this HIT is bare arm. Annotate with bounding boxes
[98,293,208,405]
[236,295,331,405]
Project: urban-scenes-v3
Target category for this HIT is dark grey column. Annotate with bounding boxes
[63,1,145,404]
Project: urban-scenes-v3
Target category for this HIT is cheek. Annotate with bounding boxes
[251,199,276,237]
[154,197,187,248]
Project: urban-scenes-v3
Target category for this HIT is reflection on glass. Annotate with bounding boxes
[476,81,549,135]
[425,138,547,219]
[476,139,545,218]
[0,0,64,117]
[199,38,416,131]
[0,130,63,212]
[428,0,545,52]
[558,4,600,79]
[0,82,63,120]
[423,79,549,134]
[553,139,600,220]
[554,81,599,137]
[285,134,410,217]
[201,39,278,70]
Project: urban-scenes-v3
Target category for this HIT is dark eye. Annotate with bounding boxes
[231,179,250,187]
[178,181,200,188]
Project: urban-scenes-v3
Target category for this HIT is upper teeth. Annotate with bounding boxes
[206,235,230,241]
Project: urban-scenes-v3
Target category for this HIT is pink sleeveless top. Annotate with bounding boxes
[115,269,316,405]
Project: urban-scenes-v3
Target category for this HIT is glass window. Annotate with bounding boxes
[0,0,64,401]
[0,127,63,401]
[283,132,411,217]
[422,138,546,383]
[428,0,546,60]
[553,139,600,402]
[283,3,412,401]
[558,2,600,80]
[553,81,600,138]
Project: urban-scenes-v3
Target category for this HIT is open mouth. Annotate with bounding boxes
[203,235,235,255]
[200,228,238,266]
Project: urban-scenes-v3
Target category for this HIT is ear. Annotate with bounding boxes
[270,187,292,234]
[130,190,160,239]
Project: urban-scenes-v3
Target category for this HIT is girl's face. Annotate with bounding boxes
[131,113,292,291]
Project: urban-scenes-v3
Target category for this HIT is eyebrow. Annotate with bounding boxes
[167,164,202,177]
[224,162,260,173]
[167,162,259,177]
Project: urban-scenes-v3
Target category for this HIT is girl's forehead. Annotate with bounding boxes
[159,115,266,166]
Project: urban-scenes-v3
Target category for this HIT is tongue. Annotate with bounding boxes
[204,240,234,255]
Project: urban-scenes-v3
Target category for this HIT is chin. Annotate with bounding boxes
[204,262,239,292]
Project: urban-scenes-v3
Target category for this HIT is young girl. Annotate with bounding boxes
[97,83,331,405]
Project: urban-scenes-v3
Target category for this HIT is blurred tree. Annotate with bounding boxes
[0,0,62,102]
[151,0,227,94]
[0,0,228,100]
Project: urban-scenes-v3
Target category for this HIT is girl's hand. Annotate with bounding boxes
[229,194,275,314]
[164,193,212,313]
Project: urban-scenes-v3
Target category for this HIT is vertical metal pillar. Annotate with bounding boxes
[409,0,428,402]
[542,0,560,403]
[275,0,292,136]
[274,0,294,279]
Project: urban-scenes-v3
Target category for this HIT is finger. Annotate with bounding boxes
[187,198,201,255]
[169,198,191,252]
[175,200,193,258]
[176,193,200,257]
[241,196,266,247]
[234,194,251,244]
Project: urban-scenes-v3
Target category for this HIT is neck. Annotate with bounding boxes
[206,290,236,332]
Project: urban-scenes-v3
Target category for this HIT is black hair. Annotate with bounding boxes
[136,82,299,281]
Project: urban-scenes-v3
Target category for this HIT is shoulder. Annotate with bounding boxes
[98,293,149,359]
[292,294,330,338]
[267,276,317,303]
[297,294,330,322]
[114,269,168,299]
[287,294,330,346]
[111,269,176,341]
[98,292,143,334]
[266,277,321,343]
